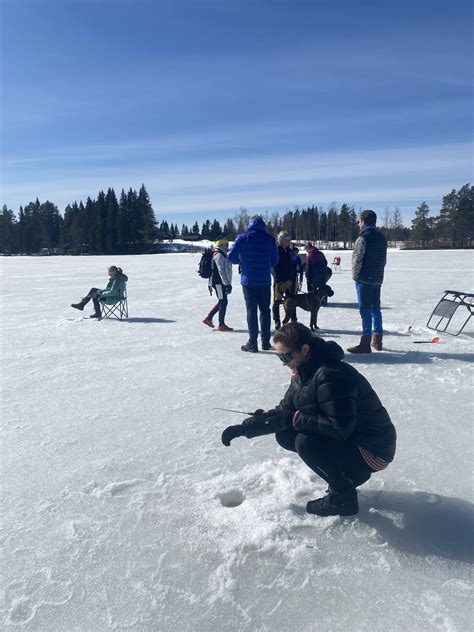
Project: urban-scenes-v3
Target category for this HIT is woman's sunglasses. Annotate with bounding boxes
[277,348,299,364]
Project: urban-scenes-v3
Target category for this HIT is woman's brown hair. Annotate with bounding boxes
[273,322,314,350]
[108,265,123,276]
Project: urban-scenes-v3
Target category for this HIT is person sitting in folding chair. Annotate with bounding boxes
[71,266,128,320]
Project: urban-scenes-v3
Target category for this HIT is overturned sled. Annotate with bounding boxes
[427,290,473,336]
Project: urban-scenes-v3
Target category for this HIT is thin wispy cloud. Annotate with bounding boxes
[3,143,471,221]
[1,0,472,225]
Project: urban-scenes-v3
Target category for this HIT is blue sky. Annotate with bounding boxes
[1,0,472,227]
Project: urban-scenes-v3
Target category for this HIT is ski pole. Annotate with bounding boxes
[212,407,253,415]
[413,336,441,344]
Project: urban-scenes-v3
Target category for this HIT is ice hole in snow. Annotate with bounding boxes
[219,488,245,508]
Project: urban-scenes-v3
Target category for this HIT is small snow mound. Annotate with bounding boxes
[218,488,245,508]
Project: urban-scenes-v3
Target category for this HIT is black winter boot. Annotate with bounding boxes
[306,488,359,516]
[71,301,86,311]
[241,342,258,353]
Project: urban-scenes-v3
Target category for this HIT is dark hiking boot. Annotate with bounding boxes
[371,333,383,351]
[241,343,258,353]
[347,335,372,354]
[203,318,214,328]
[306,488,359,517]
[217,324,233,331]
[261,342,274,351]
[71,302,85,311]
[90,312,101,320]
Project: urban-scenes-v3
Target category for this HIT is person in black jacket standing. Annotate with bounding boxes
[272,231,296,330]
[348,209,387,353]
[221,322,396,517]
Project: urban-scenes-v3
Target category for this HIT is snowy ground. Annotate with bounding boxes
[1,250,473,631]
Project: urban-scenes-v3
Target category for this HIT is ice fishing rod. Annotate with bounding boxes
[413,336,441,344]
[212,407,253,415]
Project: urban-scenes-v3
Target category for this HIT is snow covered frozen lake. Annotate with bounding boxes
[1,250,473,631]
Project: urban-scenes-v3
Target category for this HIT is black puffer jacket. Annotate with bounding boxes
[273,245,294,283]
[352,225,387,285]
[242,337,396,461]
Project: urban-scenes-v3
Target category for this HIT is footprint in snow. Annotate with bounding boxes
[83,479,145,498]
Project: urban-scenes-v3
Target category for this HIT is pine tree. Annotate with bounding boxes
[319,212,327,243]
[223,218,236,240]
[201,220,211,239]
[93,191,107,253]
[208,219,221,240]
[116,190,130,252]
[105,188,119,253]
[0,205,17,254]
[127,188,140,245]
[136,184,158,245]
[337,204,353,248]
[411,201,431,247]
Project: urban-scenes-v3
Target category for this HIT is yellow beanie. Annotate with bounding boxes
[215,237,228,248]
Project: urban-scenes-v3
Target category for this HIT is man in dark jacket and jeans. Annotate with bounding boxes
[221,322,396,516]
[348,209,387,353]
[228,216,278,352]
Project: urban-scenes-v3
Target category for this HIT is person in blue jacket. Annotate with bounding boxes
[228,216,278,353]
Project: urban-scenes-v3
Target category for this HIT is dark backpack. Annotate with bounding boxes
[197,248,213,279]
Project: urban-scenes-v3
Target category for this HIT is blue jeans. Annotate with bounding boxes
[355,282,382,336]
[242,285,271,348]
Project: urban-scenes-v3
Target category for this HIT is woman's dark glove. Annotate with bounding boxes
[224,285,232,294]
[240,408,292,438]
[221,424,246,446]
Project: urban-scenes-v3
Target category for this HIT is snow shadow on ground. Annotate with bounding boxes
[358,490,474,563]
[323,328,404,337]
[347,351,474,364]
[326,302,369,309]
[116,317,176,324]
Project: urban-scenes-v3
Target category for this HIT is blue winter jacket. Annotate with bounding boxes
[228,217,278,287]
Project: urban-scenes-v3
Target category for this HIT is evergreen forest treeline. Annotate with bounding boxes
[1,183,473,255]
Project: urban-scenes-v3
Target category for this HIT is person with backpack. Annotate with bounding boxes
[221,322,396,517]
[202,237,233,332]
[70,266,128,320]
[228,216,278,352]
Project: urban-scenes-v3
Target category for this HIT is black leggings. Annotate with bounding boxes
[207,287,228,325]
[83,287,102,314]
[275,428,373,492]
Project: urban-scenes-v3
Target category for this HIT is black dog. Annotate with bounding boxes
[283,285,334,330]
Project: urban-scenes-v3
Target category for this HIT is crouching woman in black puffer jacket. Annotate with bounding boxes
[221,322,396,517]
